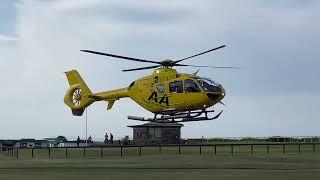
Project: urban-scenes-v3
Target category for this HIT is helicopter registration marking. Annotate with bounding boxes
[148,91,169,106]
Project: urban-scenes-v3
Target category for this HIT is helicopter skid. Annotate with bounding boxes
[127,109,223,123]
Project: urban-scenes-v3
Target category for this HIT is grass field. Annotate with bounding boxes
[1,147,320,179]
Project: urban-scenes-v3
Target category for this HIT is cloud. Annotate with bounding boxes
[0,34,18,41]
[183,92,320,138]
[0,0,320,140]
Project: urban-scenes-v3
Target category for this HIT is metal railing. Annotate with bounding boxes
[1,143,319,159]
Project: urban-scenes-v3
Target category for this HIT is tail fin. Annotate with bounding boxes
[64,70,94,116]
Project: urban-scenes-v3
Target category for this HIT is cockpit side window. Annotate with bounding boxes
[169,81,183,93]
[184,79,201,93]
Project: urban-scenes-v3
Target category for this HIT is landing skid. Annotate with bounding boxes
[127,109,223,123]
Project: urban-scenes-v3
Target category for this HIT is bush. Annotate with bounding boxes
[122,136,129,145]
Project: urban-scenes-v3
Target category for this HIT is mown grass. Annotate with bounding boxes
[1,144,320,179]
[1,154,320,180]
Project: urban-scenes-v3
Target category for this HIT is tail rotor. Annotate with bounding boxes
[64,70,94,116]
[72,88,82,107]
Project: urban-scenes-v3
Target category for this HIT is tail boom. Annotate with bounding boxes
[64,70,129,116]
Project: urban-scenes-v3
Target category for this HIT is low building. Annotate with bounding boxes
[128,122,183,145]
[16,139,49,148]
[43,136,68,147]
[0,140,19,149]
[58,140,93,147]
[0,139,48,149]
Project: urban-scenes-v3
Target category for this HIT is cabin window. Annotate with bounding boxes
[169,81,183,93]
[184,79,201,93]
[156,84,164,93]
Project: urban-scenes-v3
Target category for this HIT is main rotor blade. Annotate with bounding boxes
[80,50,162,64]
[175,64,240,69]
[122,65,161,72]
[174,45,226,64]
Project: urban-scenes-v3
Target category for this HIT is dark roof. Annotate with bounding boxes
[128,122,183,128]
[43,136,68,143]
[0,139,47,145]
[21,138,35,141]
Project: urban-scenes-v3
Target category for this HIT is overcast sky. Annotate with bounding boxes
[0,0,319,141]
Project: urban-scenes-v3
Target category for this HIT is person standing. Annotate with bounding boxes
[88,135,92,143]
[104,132,108,144]
[110,133,113,144]
[77,136,80,147]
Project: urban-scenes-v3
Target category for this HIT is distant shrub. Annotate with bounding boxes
[122,136,129,145]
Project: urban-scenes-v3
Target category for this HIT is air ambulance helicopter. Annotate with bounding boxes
[64,45,237,123]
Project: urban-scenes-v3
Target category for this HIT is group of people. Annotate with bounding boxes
[104,132,114,144]
[75,132,114,147]
[76,135,93,147]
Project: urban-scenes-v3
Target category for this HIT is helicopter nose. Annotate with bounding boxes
[206,85,225,102]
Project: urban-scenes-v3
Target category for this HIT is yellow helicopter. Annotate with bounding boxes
[64,45,237,122]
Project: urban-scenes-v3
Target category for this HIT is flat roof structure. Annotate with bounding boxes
[128,122,183,145]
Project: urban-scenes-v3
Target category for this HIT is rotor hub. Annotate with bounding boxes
[161,59,174,67]
[74,94,81,101]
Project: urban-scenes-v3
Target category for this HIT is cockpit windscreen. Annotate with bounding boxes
[194,77,221,93]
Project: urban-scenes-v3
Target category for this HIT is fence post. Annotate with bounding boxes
[298,144,301,155]
[267,145,270,154]
[214,145,217,155]
[199,145,202,155]
[178,145,181,155]
[48,148,51,158]
[100,147,103,158]
[65,148,68,158]
[231,144,234,156]
[251,145,253,155]
[283,144,286,154]
[32,148,34,158]
[120,146,123,158]
[139,146,142,156]
[16,148,18,158]
[313,143,316,153]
